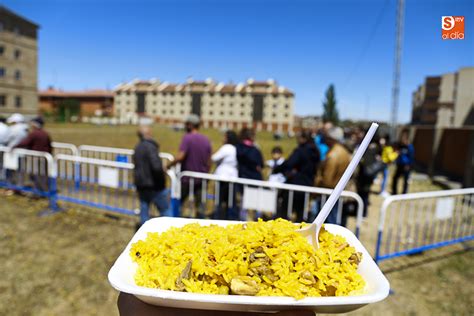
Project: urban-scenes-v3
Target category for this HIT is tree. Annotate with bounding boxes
[322,84,339,124]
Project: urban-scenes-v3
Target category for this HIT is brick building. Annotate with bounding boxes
[0,6,39,118]
[39,88,113,121]
[114,78,295,132]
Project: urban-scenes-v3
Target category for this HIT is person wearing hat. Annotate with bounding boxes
[15,117,52,153]
[15,117,52,194]
[316,126,351,224]
[168,114,212,218]
[6,113,28,148]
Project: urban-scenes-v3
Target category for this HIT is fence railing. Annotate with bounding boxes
[176,171,364,237]
[52,142,79,156]
[78,144,174,164]
[55,154,137,215]
[0,146,58,211]
[374,188,474,263]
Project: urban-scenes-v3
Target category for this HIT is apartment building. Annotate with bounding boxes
[411,67,474,127]
[114,78,294,132]
[0,6,39,118]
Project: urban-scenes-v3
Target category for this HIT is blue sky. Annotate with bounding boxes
[4,0,474,122]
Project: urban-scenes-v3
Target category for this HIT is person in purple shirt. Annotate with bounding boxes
[168,114,212,218]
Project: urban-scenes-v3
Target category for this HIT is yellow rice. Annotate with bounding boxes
[130,219,365,299]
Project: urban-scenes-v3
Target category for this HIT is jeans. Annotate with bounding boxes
[380,165,389,192]
[213,182,239,220]
[138,188,171,225]
[181,180,206,218]
[392,165,410,194]
[325,200,341,225]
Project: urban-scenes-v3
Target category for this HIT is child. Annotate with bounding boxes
[266,146,285,183]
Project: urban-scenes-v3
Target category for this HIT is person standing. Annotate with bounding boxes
[0,116,9,146]
[355,135,382,218]
[15,117,53,193]
[273,130,320,222]
[392,130,414,195]
[266,146,285,183]
[379,134,398,196]
[133,125,171,229]
[317,127,351,225]
[211,130,238,220]
[168,114,212,218]
[236,128,264,180]
[6,113,28,148]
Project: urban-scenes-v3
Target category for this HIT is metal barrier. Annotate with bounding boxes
[55,154,137,215]
[52,142,79,156]
[176,171,364,237]
[0,146,58,211]
[374,188,474,263]
[78,144,174,164]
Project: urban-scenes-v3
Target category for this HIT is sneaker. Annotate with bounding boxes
[380,191,390,198]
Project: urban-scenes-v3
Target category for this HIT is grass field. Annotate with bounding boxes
[1,123,472,315]
[47,123,297,161]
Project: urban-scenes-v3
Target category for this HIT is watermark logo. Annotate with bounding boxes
[442,16,464,40]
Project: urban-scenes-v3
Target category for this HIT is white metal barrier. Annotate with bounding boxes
[375,188,474,263]
[52,142,79,156]
[176,171,364,236]
[78,144,174,164]
[0,146,58,211]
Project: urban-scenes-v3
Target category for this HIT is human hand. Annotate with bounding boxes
[117,292,315,316]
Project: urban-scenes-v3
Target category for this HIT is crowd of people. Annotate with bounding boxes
[133,114,415,228]
[0,113,53,195]
[0,112,415,228]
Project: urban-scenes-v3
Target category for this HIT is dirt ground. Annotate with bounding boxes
[1,123,472,315]
[1,192,472,316]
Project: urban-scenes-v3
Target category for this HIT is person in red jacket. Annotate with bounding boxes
[16,117,52,153]
[15,117,52,194]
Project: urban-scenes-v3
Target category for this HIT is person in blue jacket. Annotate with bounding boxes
[392,130,415,194]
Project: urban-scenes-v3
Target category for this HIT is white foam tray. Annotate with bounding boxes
[108,217,389,313]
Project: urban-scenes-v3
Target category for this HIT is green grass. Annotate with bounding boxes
[47,123,296,161]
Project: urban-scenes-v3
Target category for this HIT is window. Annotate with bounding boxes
[240,112,244,116]
[0,95,5,107]
[170,92,175,96]
[14,49,21,60]
[14,70,21,80]
[163,110,167,114]
[180,92,185,96]
[284,113,289,118]
[170,101,174,105]
[229,103,233,107]
[273,104,277,109]
[152,91,157,96]
[241,103,245,108]
[272,113,276,118]
[13,27,20,36]
[229,111,233,115]
[209,111,213,115]
[15,96,22,108]
[163,101,167,105]
[0,68,5,77]
[180,110,184,114]
[0,46,4,56]
[285,104,289,109]
[209,102,213,106]
[220,111,224,116]
[181,102,184,106]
